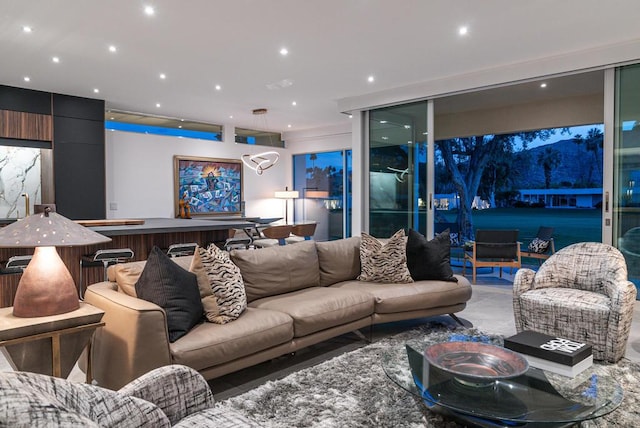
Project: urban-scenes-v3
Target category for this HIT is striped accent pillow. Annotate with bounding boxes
[358,229,413,283]
[198,244,247,324]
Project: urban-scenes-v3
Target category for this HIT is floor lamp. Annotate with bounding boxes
[274,187,299,224]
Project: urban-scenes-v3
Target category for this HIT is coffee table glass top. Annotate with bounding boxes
[381,337,623,425]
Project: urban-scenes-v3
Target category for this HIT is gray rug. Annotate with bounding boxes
[216,323,640,427]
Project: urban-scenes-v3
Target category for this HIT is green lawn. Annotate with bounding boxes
[439,208,602,251]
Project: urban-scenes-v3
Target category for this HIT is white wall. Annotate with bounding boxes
[105,127,290,220]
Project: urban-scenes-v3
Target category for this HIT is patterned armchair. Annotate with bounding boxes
[0,364,260,427]
[513,242,637,363]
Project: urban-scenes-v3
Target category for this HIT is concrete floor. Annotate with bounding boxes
[3,268,640,401]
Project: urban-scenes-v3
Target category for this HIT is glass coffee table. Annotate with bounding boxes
[381,337,623,428]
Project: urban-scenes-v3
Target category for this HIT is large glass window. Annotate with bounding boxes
[293,150,351,241]
[105,110,222,141]
[614,64,640,290]
[368,101,428,237]
[234,128,284,147]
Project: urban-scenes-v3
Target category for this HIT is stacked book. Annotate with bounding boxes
[504,330,593,377]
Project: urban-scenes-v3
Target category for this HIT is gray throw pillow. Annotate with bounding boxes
[135,246,203,342]
[406,229,457,282]
[358,229,413,283]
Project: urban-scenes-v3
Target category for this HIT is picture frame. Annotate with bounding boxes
[174,155,243,216]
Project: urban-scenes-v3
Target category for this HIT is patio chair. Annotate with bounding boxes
[520,226,555,263]
[463,229,521,284]
[513,242,637,362]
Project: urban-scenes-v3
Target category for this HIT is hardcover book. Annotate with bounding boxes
[504,330,592,366]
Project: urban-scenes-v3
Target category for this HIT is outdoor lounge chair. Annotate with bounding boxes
[463,229,521,284]
[520,226,555,262]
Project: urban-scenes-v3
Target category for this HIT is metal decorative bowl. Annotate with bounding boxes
[424,341,529,386]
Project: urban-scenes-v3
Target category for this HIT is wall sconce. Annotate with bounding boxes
[274,187,299,224]
[0,208,111,317]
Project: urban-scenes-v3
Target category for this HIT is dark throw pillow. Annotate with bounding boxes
[135,246,204,342]
[528,237,550,254]
[406,229,457,282]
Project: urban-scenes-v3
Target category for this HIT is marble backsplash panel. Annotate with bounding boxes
[0,147,41,218]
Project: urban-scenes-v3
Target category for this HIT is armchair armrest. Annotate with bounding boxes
[84,282,172,390]
[512,268,536,332]
[119,365,214,425]
[605,279,637,362]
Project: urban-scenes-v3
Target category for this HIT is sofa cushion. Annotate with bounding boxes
[196,245,247,324]
[358,230,413,284]
[135,247,204,342]
[230,240,320,302]
[406,229,457,282]
[316,237,361,287]
[331,275,472,314]
[169,308,293,370]
[249,287,374,337]
[188,249,219,321]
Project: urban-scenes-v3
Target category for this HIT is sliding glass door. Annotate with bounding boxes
[614,64,640,290]
[368,101,429,237]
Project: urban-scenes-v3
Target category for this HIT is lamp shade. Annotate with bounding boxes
[0,209,111,318]
[0,210,111,248]
[274,190,299,199]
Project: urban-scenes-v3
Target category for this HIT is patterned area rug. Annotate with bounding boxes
[216,323,640,427]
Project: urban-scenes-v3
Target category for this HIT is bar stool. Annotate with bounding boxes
[166,242,198,258]
[79,248,134,299]
[2,255,33,274]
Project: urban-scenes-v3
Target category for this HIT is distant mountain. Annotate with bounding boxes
[511,138,603,189]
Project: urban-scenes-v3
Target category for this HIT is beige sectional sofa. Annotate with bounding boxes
[85,237,472,390]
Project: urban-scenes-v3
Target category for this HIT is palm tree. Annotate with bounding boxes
[537,147,561,189]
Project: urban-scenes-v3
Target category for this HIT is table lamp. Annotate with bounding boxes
[0,207,111,317]
[274,187,299,224]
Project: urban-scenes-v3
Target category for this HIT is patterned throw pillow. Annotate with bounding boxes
[528,237,550,254]
[197,244,247,324]
[358,229,413,283]
[189,248,220,321]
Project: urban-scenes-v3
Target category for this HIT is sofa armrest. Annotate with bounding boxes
[84,282,172,391]
[118,365,214,425]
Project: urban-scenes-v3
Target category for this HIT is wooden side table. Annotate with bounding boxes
[0,302,104,383]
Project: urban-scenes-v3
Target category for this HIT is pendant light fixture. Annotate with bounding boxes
[241,108,280,175]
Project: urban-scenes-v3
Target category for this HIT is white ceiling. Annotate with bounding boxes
[2,0,640,133]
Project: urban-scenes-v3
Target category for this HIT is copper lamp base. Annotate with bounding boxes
[13,246,79,318]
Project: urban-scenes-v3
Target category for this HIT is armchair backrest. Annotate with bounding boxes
[474,229,519,259]
[534,242,629,296]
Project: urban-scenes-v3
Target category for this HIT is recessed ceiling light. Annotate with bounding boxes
[280,47,289,56]
[458,26,468,36]
[23,76,30,82]
[155,103,161,108]
[215,84,221,91]
[159,73,166,79]
[229,115,233,119]
[287,124,292,128]
[348,115,353,119]
[367,75,375,83]
[540,83,547,88]
[93,88,99,93]
[22,25,32,33]
[110,117,115,120]
[178,125,183,129]
[52,56,60,63]
[109,45,117,53]
[144,5,155,15]
[292,101,297,106]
